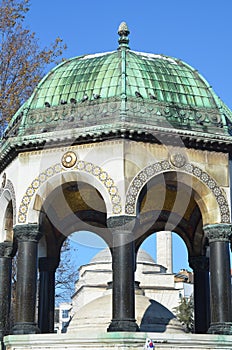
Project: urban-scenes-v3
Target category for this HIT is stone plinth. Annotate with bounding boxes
[4,331,232,350]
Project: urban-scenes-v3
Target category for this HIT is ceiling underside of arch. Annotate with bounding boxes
[136,174,205,256]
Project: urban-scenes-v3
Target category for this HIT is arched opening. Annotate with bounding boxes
[133,171,210,334]
[4,200,13,242]
[37,180,112,333]
[134,171,206,257]
[140,231,191,273]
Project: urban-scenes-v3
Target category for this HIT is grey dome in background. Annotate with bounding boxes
[89,247,156,264]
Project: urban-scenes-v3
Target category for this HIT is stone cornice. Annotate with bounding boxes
[1,123,232,174]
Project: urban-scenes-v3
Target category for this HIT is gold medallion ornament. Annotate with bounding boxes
[169,153,186,168]
[61,151,77,168]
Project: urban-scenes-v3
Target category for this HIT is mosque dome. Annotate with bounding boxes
[67,291,184,334]
[1,21,232,170]
[90,247,156,265]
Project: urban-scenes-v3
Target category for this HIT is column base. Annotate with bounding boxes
[11,322,40,335]
[207,322,232,335]
[107,319,139,332]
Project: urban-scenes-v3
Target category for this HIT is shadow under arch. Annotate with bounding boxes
[134,171,206,257]
[38,179,113,260]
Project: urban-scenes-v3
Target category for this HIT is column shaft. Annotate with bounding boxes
[112,233,135,321]
[12,224,42,335]
[107,216,139,332]
[204,224,232,335]
[38,257,58,333]
[210,241,232,323]
[189,256,210,334]
[0,242,13,342]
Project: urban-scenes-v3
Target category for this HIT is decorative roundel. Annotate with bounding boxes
[61,151,77,168]
[169,153,186,168]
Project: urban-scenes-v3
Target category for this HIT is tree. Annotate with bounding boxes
[173,296,194,333]
[55,238,79,306]
[0,0,66,134]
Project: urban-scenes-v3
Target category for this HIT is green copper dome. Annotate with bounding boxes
[8,21,224,111]
[1,22,232,170]
[26,49,218,110]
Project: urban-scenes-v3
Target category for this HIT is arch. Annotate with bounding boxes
[0,179,16,242]
[125,160,230,225]
[17,161,122,224]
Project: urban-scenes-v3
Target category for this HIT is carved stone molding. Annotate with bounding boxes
[189,255,209,271]
[14,224,42,242]
[107,215,136,231]
[203,224,232,243]
[18,161,122,224]
[125,161,230,224]
[0,241,13,258]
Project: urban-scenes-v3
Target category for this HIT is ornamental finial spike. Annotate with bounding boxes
[118,21,130,49]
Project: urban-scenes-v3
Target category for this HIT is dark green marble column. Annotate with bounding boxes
[11,224,42,335]
[204,223,232,335]
[107,216,139,332]
[38,257,58,333]
[189,255,210,334]
[0,242,13,343]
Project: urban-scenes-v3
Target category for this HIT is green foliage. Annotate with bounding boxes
[0,0,66,131]
[173,296,194,333]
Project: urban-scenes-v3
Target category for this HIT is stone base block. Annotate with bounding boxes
[107,319,139,332]
[11,322,41,335]
[4,331,232,350]
[208,322,232,335]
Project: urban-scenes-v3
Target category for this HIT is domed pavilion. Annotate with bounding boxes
[1,21,232,349]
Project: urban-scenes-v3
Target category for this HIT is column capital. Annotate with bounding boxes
[203,223,232,243]
[0,241,13,258]
[107,215,136,231]
[189,255,209,272]
[39,257,59,272]
[14,224,42,242]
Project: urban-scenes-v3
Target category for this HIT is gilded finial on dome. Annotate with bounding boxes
[118,21,130,49]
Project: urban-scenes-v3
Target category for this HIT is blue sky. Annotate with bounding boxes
[24,1,232,272]
[26,0,232,110]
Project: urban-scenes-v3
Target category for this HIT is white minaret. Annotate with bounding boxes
[156,231,173,273]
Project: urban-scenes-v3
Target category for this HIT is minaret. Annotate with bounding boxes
[156,231,173,273]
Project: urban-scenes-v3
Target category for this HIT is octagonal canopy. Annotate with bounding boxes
[1,22,232,171]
